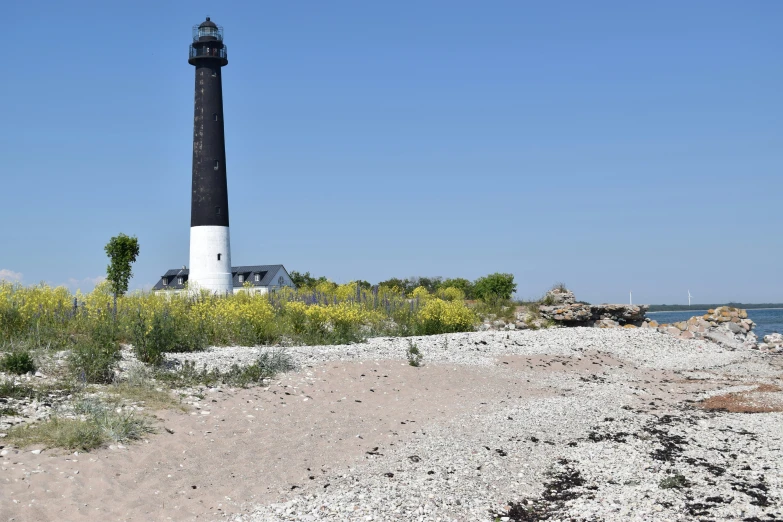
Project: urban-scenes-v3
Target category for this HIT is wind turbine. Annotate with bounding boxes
[630,290,633,306]
[688,290,693,307]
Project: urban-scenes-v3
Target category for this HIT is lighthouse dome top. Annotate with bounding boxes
[193,17,223,42]
[199,17,218,29]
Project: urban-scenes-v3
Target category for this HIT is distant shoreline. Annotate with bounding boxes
[648,307,783,313]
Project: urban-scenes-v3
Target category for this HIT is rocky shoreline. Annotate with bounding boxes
[482,287,781,356]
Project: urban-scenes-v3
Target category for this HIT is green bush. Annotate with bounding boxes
[441,278,474,299]
[473,273,517,302]
[0,380,37,399]
[130,309,209,365]
[68,338,119,384]
[157,350,295,388]
[407,341,423,367]
[0,350,36,375]
[8,398,153,451]
[659,473,690,489]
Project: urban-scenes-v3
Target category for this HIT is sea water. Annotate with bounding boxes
[647,309,783,340]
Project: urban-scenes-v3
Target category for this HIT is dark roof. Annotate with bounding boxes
[152,265,291,291]
[199,17,218,28]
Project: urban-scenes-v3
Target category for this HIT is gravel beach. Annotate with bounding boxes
[2,328,782,521]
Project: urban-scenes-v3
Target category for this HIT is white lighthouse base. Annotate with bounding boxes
[188,226,233,294]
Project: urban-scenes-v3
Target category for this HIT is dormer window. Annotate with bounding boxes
[162,278,168,286]
[178,277,183,285]
[238,274,244,283]
[254,274,260,282]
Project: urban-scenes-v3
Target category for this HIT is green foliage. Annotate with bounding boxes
[104,233,140,297]
[659,473,690,489]
[406,340,423,367]
[158,350,296,388]
[289,271,328,289]
[7,398,153,451]
[473,273,517,302]
[415,299,477,335]
[130,308,208,365]
[68,329,120,384]
[0,380,37,399]
[441,278,474,299]
[472,298,517,323]
[0,350,36,375]
[379,277,443,294]
[378,277,410,292]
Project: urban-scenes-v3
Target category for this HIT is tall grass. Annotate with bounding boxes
[0,281,479,367]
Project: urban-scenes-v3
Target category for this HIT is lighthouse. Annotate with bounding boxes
[187,17,232,294]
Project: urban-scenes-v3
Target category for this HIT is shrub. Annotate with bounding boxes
[473,273,516,302]
[416,299,476,335]
[68,338,119,384]
[406,341,423,367]
[659,473,690,489]
[0,350,36,375]
[0,380,37,399]
[441,278,474,299]
[158,349,295,388]
[7,398,153,451]
[437,286,465,302]
[409,286,431,300]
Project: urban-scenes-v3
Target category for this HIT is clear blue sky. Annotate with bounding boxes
[2,1,781,304]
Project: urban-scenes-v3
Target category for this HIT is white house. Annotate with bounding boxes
[153,264,295,295]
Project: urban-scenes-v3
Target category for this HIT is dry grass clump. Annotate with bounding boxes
[699,384,783,414]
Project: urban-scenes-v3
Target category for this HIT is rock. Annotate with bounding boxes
[595,318,619,328]
[764,333,783,344]
[726,322,742,334]
[673,321,687,331]
[542,288,576,306]
[540,303,592,324]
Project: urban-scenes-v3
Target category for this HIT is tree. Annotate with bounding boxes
[441,277,474,299]
[378,278,408,292]
[290,271,329,289]
[473,273,516,302]
[104,234,140,300]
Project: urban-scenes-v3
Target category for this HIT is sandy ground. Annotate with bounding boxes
[2,341,782,521]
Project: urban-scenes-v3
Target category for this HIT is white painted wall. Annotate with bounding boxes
[189,226,232,294]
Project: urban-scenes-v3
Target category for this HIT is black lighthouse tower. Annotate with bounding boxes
[187,17,233,293]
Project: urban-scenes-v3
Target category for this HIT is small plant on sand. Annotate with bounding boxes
[0,350,36,375]
[158,350,296,388]
[407,340,423,367]
[659,473,690,489]
[7,397,153,451]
